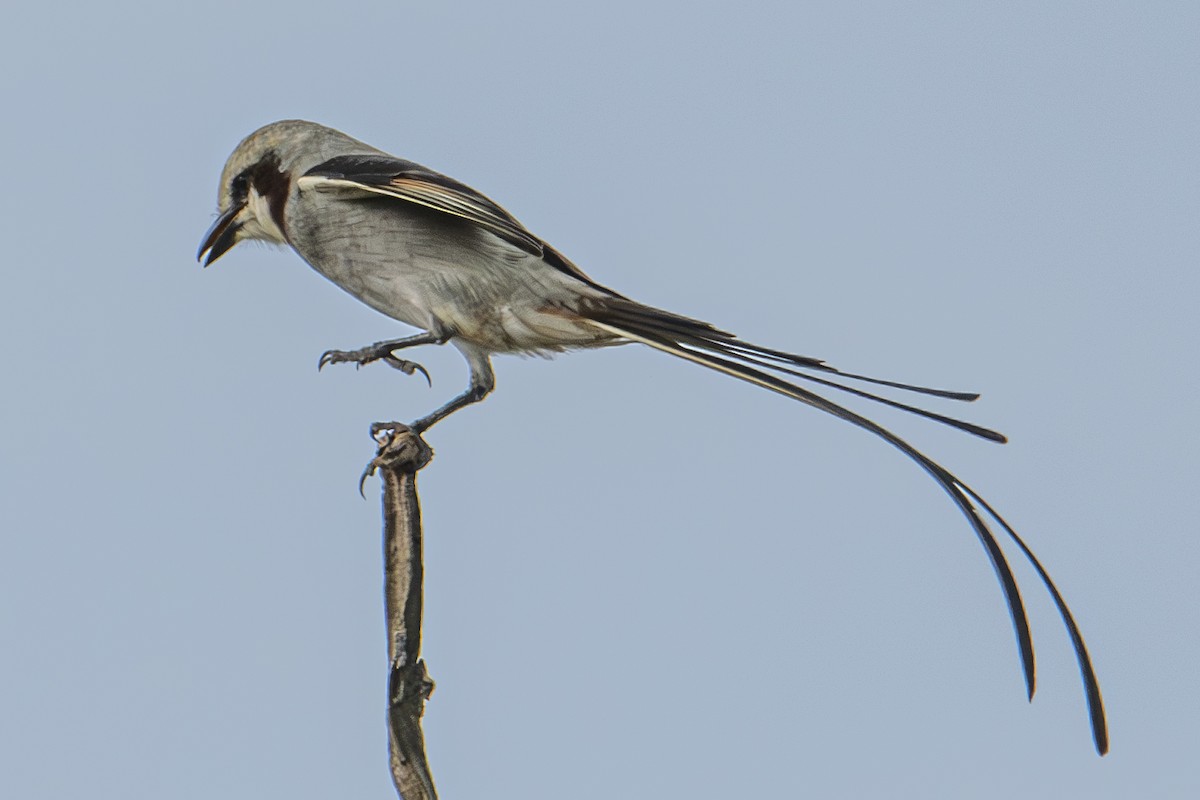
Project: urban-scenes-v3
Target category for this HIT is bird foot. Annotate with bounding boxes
[319,345,431,386]
[358,423,433,496]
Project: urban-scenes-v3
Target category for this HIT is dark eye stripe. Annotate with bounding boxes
[230,173,250,202]
[248,153,290,238]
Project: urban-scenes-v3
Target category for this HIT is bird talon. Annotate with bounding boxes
[318,346,432,384]
[358,460,376,498]
[319,348,374,369]
[358,422,411,496]
[383,356,432,386]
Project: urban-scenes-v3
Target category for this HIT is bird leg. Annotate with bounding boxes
[373,349,496,435]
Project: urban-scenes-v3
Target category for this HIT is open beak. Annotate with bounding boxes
[197,204,244,266]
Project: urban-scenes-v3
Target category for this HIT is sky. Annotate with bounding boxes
[2,2,1198,798]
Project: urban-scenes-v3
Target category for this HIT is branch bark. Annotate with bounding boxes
[364,428,437,800]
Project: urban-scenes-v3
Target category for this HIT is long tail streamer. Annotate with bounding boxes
[584,301,1107,754]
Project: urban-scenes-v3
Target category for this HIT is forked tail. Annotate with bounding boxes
[580,298,1108,755]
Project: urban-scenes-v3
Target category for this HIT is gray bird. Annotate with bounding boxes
[199,119,1106,753]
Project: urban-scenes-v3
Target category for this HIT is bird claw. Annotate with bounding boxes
[357,423,433,497]
[319,346,431,386]
[358,423,405,496]
[383,356,432,387]
[318,348,358,370]
[358,460,377,498]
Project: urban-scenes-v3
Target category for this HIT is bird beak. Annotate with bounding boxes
[197,204,244,266]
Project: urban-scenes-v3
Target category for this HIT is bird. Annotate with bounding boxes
[198,119,1107,754]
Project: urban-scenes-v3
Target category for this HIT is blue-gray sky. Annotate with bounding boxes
[2,2,1197,797]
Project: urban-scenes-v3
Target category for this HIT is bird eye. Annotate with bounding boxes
[230,173,250,200]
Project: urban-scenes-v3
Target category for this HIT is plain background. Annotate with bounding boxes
[2,2,1197,798]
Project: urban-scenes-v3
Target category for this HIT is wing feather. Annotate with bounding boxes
[299,154,611,289]
[300,155,546,256]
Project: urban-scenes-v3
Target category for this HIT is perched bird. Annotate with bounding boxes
[199,119,1107,753]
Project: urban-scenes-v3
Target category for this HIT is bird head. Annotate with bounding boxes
[197,119,376,265]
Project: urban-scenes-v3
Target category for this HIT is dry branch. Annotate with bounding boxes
[363,428,437,800]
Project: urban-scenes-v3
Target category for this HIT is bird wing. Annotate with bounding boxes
[299,154,611,289]
[299,154,546,257]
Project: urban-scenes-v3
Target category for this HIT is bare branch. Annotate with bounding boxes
[364,428,437,800]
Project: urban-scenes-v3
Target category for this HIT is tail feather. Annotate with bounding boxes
[693,336,1005,442]
[582,305,1108,755]
[719,338,982,402]
[595,300,983,403]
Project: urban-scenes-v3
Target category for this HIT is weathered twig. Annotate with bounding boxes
[363,428,437,800]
